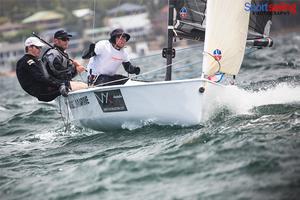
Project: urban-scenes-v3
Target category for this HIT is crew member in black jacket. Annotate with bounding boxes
[16,37,63,102]
[42,30,87,92]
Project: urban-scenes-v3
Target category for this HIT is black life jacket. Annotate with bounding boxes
[42,47,75,81]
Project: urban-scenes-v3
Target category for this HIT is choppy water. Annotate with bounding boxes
[1,32,300,200]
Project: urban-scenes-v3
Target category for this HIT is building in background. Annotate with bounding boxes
[72,8,94,31]
[22,11,64,31]
[83,27,111,43]
[0,22,25,38]
[0,42,23,73]
[104,3,152,56]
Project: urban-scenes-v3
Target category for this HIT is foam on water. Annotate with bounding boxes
[0,106,7,111]
[211,83,300,116]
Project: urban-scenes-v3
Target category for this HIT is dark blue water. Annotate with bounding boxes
[1,32,300,200]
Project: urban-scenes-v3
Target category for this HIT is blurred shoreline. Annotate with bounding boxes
[0,27,299,78]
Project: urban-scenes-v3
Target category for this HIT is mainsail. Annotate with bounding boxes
[202,0,251,76]
[173,0,273,43]
[173,0,207,41]
[248,0,273,39]
[247,0,273,47]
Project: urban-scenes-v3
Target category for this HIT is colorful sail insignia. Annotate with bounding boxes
[179,7,188,18]
[213,49,222,61]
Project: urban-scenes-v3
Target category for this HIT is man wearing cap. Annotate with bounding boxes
[42,30,87,94]
[16,37,67,102]
[85,28,140,86]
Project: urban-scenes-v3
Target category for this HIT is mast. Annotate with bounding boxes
[164,0,175,81]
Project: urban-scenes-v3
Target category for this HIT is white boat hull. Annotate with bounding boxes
[56,78,223,130]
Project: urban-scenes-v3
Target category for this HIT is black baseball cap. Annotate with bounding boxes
[54,30,72,39]
[110,29,130,42]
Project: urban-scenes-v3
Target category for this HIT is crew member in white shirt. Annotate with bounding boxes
[85,28,140,86]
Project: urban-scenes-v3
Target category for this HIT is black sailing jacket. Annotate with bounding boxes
[16,54,62,102]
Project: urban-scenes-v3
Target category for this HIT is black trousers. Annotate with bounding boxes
[93,74,129,86]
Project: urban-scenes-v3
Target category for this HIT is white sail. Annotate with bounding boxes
[202,0,251,76]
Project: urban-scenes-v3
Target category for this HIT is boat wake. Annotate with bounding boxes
[207,82,300,119]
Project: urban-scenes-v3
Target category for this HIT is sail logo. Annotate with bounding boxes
[244,2,297,15]
[213,49,222,61]
[179,7,188,18]
[94,89,127,112]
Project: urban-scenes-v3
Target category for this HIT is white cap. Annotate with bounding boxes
[24,37,45,47]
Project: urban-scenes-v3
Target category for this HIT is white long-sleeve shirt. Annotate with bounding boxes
[87,40,129,76]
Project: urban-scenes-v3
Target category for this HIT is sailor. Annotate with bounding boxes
[84,28,140,86]
[42,30,87,95]
[16,37,68,102]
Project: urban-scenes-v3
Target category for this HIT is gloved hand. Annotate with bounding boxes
[87,74,96,86]
[134,66,140,75]
[59,84,69,97]
[82,43,96,59]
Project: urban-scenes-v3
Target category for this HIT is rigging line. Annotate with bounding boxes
[92,0,96,42]
[249,12,271,34]
[141,49,203,71]
[114,0,123,19]
[248,18,262,34]
[58,97,69,132]
[191,1,205,22]
[186,0,193,21]
[131,45,202,62]
[201,0,207,25]
[190,0,206,24]
[93,60,203,87]
[92,57,197,87]
[203,51,221,72]
[248,12,268,34]
[132,45,201,69]
[165,59,202,72]
[250,18,267,34]
[138,57,201,77]
[92,55,202,87]
[176,44,202,52]
[64,97,72,132]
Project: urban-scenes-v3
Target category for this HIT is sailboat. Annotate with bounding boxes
[56,0,273,130]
